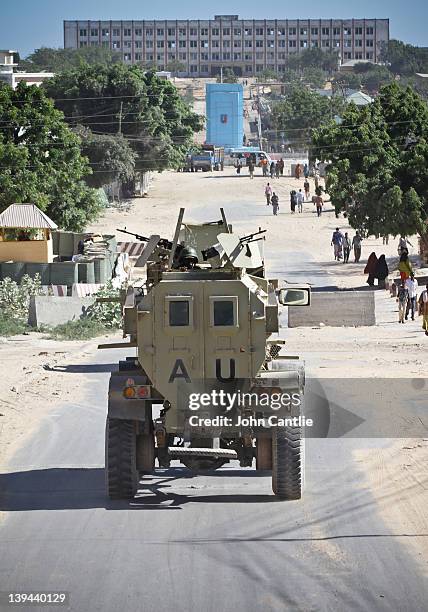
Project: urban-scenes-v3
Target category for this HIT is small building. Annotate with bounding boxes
[0,204,58,263]
[0,49,54,89]
[346,91,373,106]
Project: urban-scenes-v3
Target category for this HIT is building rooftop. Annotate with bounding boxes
[0,204,58,229]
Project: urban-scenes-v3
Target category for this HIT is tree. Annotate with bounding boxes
[332,72,362,93]
[312,82,428,239]
[19,46,122,72]
[271,86,345,146]
[43,64,203,172]
[216,68,238,83]
[360,66,393,93]
[303,67,327,89]
[74,127,137,189]
[0,83,102,231]
[256,69,278,82]
[166,60,186,76]
[286,48,339,74]
[380,40,428,76]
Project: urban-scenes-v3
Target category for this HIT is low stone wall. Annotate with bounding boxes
[288,290,376,327]
[28,295,96,328]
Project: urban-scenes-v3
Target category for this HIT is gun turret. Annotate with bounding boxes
[117,228,173,250]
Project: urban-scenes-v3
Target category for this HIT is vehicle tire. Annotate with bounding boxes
[105,418,138,500]
[272,425,304,500]
[137,433,155,472]
[256,435,272,470]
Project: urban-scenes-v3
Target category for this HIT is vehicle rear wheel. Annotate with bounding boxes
[105,418,138,500]
[256,435,272,470]
[137,432,155,472]
[272,425,304,500]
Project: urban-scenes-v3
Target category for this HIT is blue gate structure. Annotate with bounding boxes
[206,83,243,148]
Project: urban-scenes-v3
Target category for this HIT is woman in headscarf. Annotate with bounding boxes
[374,254,389,288]
[295,163,302,180]
[398,252,413,282]
[364,252,378,287]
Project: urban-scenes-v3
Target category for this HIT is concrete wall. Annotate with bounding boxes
[28,295,96,328]
[0,239,53,263]
[288,290,376,327]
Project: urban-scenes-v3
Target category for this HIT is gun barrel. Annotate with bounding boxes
[240,229,266,242]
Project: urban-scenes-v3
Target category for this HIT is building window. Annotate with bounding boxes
[102,29,109,37]
[255,28,264,36]
[333,40,341,48]
[135,52,142,60]
[179,28,186,36]
[289,40,297,48]
[178,52,186,60]
[190,65,198,73]
[311,41,319,48]
[190,28,197,36]
[333,27,341,36]
[343,27,352,36]
[112,42,120,49]
[201,52,209,60]
[311,27,319,36]
[124,28,131,37]
[255,40,263,48]
[278,27,286,36]
[79,41,87,47]
[278,52,286,60]
[355,52,363,59]
[322,27,330,36]
[355,39,363,47]
[245,40,252,48]
[300,28,308,36]
[190,40,197,48]
[223,28,230,36]
[344,40,352,48]
[267,39,275,48]
[244,53,252,61]
[212,40,219,48]
[223,52,231,60]
[223,40,230,47]
[366,39,374,47]
[344,52,352,59]
[146,28,153,36]
[267,28,275,36]
[256,65,264,72]
[267,51,274,60]
[168,53,176,60]
[179,40,186,48]
[157,41,164,48]
[322,40,330,47]
[201,65,209,72]
[245,65,252,72]
[146,40,153,48]
[211,28,219,36]
[201,28,208,36]
[289,27,296,36]
[278,40,286,48]
[79,29,87,37]
[244,28,252,36]
[157,55,163,61]
[90,41,98,47]
[234,52,242,60]
[113,28,120,37]
[366,51,374,59]
[168,28,175,36]
[233,40,241,48]
[146,53,154,61]
[300,40,308,48]
[190,52,197,60]
[90,28,98,37]
[135,28,142,37]
[168,41,176,48]
[212,52,220,60]
[101,41,109,48]
[366,27,374,35]
[255,52,263,60]
[355,27,363,35]
[124,53,132,61]
[234,28,241,36]
[124,41,131,48]
[157,28,164,36]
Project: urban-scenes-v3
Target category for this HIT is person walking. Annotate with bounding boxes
[303,163,309,179]
[343,232,351,263]
[364,252,378,287]
[374,254,389,288]
[314,193,323,217]
[275,161,280,179]
[261,158,268,177]
[290,190,297,214]
[271,192,279,216]
[398,252,413,282]
[331,228,344,261]
[295,163,302,180]
[248,159,255,179]
[405,274,418,321]
[418,283,428,335]
[397,281,409,323]
[398,235,413,256]
[279,158,284,176]
[303,178,310,201]
[265,182,272,205]
[235,159,242,175]
[270,161,275,179]
[296,189,304,213]
[352,232,363,263]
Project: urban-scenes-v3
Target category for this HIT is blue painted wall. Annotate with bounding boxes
[206,83,243,148]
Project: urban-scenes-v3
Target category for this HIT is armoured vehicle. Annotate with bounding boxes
[104,209,310,500]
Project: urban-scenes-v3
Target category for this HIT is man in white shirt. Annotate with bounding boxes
[419,283,428,335]
[405,275,418,321]
[296,189,305,213]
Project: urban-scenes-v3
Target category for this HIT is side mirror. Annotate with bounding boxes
[278,286,311,306]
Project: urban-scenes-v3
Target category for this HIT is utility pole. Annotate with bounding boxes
[220,66,223,83]
[118,101,123,134]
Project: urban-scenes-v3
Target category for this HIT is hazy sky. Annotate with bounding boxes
[1,0,427,57]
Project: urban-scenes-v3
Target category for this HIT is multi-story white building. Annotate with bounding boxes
[64,15,389,77]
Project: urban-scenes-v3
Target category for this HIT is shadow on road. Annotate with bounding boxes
[43,363,119,373]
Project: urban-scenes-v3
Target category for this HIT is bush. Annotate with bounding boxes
[0,274,44,320]
[45,318,108,341]
[86,281,122,328]
[0,312,29,336]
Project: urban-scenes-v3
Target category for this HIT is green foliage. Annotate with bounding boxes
[302,67,327,89]
[0,313,29,337]
[165,60,186,75]
[43,64,203,173]
[271,86,345,145]
[0,274,44,320]
[217,68,238,83]
[19,46,123,72]
[360,66,393,93]
[312,82,428,238]
[86,282,122,328]
[74,126,137,188]
[256,69,278,82]
[45,318,108,341]
[380,40,428,76]
[0,83,103,230]
[332,72,362,92]
[286,48,340,73]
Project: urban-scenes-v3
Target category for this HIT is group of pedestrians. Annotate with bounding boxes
[263,159,285,179]
[264,183,279,215]
[397,276,428,333]
[330,228,363,263]
[364,252,389,287]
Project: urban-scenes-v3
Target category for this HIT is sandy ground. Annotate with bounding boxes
[1,166,427,556]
